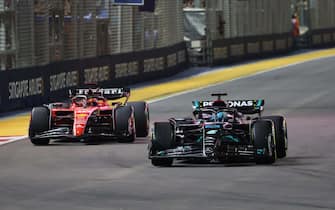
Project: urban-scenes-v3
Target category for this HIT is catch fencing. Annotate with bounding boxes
[308,0,335,47]
[0,0,187,113]
[206,0,292,65]
[0,0,185,70]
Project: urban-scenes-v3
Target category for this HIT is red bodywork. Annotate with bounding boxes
[50,97,120,137]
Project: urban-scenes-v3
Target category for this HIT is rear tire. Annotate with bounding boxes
[128,102,149,137]
[252,120,276,164]
[29,107,50,146]
[115,106,136,143]
[150,122,175,167]
[263,116,287,158]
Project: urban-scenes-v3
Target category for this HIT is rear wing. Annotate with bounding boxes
[70,87,130,100]
[192,99,264,114]
[227,100,264,114]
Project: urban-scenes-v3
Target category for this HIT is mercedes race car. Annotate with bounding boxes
[29,87,149,145]
[149,93,287,166]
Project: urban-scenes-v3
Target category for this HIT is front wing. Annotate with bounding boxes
[149,144,260,162]
[30,127,129,140]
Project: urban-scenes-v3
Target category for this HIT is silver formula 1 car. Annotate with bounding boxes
[149,93,287,166]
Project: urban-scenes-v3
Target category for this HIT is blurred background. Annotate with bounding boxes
[0,0,184,70]
[0,0,334,70]
[0,0,334,112]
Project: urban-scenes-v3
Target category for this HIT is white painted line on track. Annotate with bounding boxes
[0,136,26,146]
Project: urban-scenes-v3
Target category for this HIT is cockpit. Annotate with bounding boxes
[72,95,87,107]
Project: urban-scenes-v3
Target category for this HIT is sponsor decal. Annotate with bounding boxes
[262,40,274,52]
[103,88,124,95]
[203,101,213,107]
[115,61,139,78]
[143,57,164,73]
[50,71,79,91]
[247,42,260,54]
[76,88,124,95]
[84,66,110,84]
[77,113,89,118]
[214,47,228,59]
[193,101,213,108]
[178,50,186,63]
[227,100,254,107]
[167,53,177,68]
[8,77,44,100]
[230,44,244,56]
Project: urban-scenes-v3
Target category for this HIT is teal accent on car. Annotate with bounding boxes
[223,135,240,143]
[206,130,218,135]
[256,100,261,107]
[205,124,221,129]
[256,99,264,107]
[192,101,200,109]
[157,151,167,156]
[257,149,265,155]
[217,112,225,121]
[196,136,203,143]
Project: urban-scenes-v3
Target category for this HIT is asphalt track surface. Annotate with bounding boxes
[1,57,335,210]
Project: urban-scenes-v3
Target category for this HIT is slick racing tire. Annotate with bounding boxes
[29,107,50,146]
[263,116,287,158]
[128,102,149,137]
[152,122,175,150]
[115,105,136,143]
[252,120,277,164]
[150,122,175,167]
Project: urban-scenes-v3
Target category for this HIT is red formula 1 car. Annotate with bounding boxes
[29,87,149,145]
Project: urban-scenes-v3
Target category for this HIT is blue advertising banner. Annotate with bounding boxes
[112,0,144,5]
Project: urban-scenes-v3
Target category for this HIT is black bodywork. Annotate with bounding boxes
[149,93,284,165]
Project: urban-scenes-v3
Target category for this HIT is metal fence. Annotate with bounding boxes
[184,0,292,65]
[309,0,335,30]
[206,0,291,40]
[0,0,184,70]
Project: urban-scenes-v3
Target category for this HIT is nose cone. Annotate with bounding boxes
[75,125,85,136]
[73,109,91,137]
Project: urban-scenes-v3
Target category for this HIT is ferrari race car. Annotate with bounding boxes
[29,87,149,145]
[149,93,287,166]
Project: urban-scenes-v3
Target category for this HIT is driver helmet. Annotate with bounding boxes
[74,97,87,107]
[87,97,98,106]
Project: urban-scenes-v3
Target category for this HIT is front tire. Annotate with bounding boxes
[151,122,175,150]
[263,116,287,158]
[29,107,50,146]
[252,120,277,164]
[150,122,175,167]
